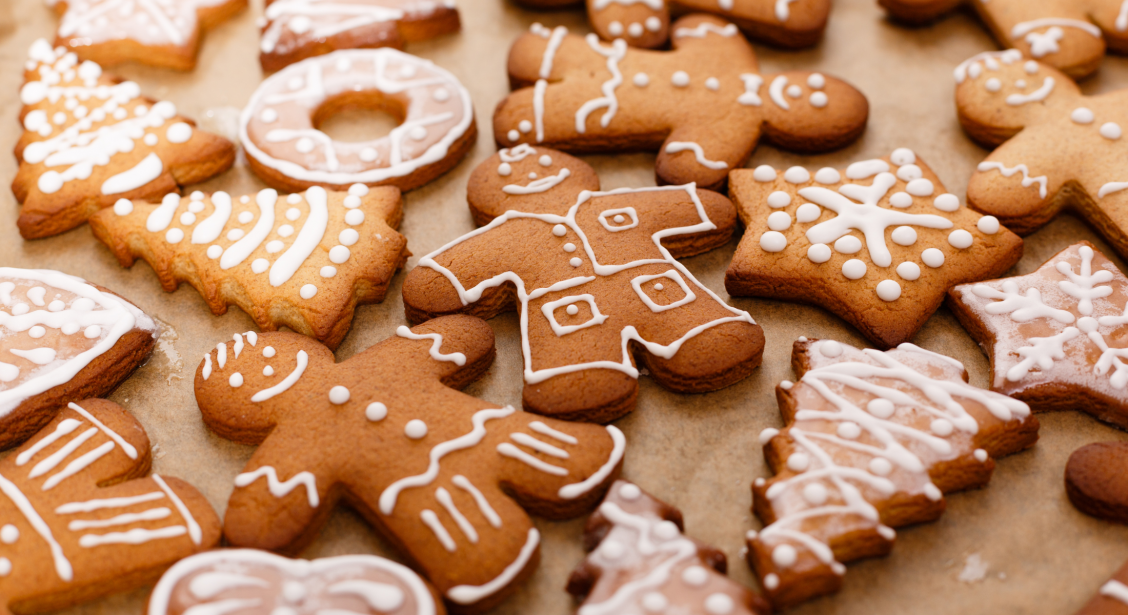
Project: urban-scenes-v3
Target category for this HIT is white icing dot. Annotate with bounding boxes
[300,284,317,299]
[767,211,792,231]
[985,78,1001,92]
[339,229,359,246]
[948,229,973,249]
[518,120,532,134]
[433,88,450,102]
[628,22,643,37]
[645,16,661,31]
[704,593,735,615]
[538,155,553,167]
[932,193,959,212]
[566,304,579,315]
[803,482,829,505]
[767,191,792,208]
[891,226,917,246]
[1015,79,1026,89]
[633,73,649,87]
[705,77,720,91]
[11,304,28,316]
[570,257,582,267]
[553,224,567,237]
[229,373,243,387]
[977,216,1000,234]
[1071,107,1094,124]
[842,259,866,280]
[897,262,921,281]
[330,246,350,264]
[807,243,831,263]
[787,452,810,471]
[869,457,892,476]
[1024,61,1039,74]
[405,419,428,439]
[906,179,934,196]
[974,449,989,462]
[167,122,192,143]
[320,266,337,278]
[166,228,184,244]
[295,138,315,153]
[619,483,641,500]
[84,325,101,339]
[837,422,861,439]
[599,540,625,559]
[764,573,779,590]
[796,203,821,223]
[261,108,278,123]
[896,164,922,182]
[834,235,862,254]
[924,484,943,501]
[921,248,945,268]
[655,521,678,541]
[329,385,350,404]
[366,402,387,421]
[820,340,843,357]
[508,129,519,142]
[930,418,954,436]
[263,366,274,376]
[28,326,45,339]
[287,194,302,204]
[563,243,576,253]
[264,346,276,358]
[48,300,65,312]
[144,134,158,146]
[891,148,916,165]
[681,565,708,586]
[772,544,798,567]
[345,209,365,226]
[497,163,512,176]
[808,73,826,89]
[409,126,428,140]
[890,192,913,208]
[348,184,369,197]
[753,165,777,182]
[113,199,133,216]
[814,168,840,184]
[809,91,828,108]
[613,215,625,223]
[867,398,894,418]
[671,71,690,87]
[786,84,802,98]
[266,240,285,253]
[1102,122,1122,140]
[876,279,902,302]
[780,380,793,390]
[360,148,378,162]
[286,208,301,220]
[238,211,254,224]
[609,21,623,35]
[277,225,294,238]
[784,167,810,184]
[62,323,79,335]
[252,258,269,274]
[0,525,18,544]
[760,231,787,253]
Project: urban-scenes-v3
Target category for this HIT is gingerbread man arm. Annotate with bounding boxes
[966,136,1078,235]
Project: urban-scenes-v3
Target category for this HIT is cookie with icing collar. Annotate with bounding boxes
[496,15,868,191]
[194,316,625,612]
[13,40,236,239]
[89,185,408,350]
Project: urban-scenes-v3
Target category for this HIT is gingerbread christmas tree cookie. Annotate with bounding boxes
[725,148,1024,349]
[13,40,235,239]
[949,242,1128,429]
[89,185,408,350]
[194,316,625,612]
[748,339,1038,609]
[495,15,868,191]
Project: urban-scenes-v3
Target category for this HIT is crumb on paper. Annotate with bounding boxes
[958,553,989,584]
[155,319,184,384]
[151,443,165,460]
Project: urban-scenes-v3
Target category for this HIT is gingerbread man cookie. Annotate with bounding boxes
[957,52,1128,262]
[495,15,868,191]
[14,40,236,239]
[1075,560,1128,615]
[46,0,247,71]
[567,480,771,615]
[748,339,1038,609]
[880,0,1128,79]
[240,48,476,193]
[402,145,764,423]
[725,148,1024,349]
[259,0,462,71]
[194,316,625,612]
[0,398,220,613]
[0,268,157,450]
[149,549,445,615]
[949,243,1128,429]
[89,185,407,350]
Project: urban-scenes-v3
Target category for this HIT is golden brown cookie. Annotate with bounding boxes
[402,145,764,424]
[259,0,462,71]
[0,398,220,613]
[726,148,1024,349]
[748,339,1039,609]
[494,14,868,191]
[46,0,247,71]
[0,268,157,450]
[88,185,408,350]
[14,40,235,239]
[1075,560,1128,615]
[194,316,625,613]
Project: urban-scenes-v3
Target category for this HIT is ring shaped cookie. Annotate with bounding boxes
[240,48,475,192]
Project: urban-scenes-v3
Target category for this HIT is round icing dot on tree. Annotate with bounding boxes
[867,398,894,418]
[1071,107,1095,124]
[599,539,625,559]
[869,457,892,476]
[891,226,917,246]
[834,235,862,254]
[329,245,351,265]
[1077,316,1099,333]
[166,228,184,244]
[263,366,274,376]
[566,304,579,315]
[227,229,245,241]
[767,191,792,208]
[807,73,826,89]
[772,544,798,568]
[553,224,567,237]
[890,148,916,166]
[349,184,369,196]
[837,421,862,439]
[819,340,843,357]
[671,71,690,87]
[300,284,317,299]
[497,163,512,176]
[345,209,365,225]
[229,373,244,387]
[985,78,1001,92]
[814,168,840,184]
[252,258,269,274]
[921,248,945,268]
[113,198,133,216]
[238,211,254,224]
[876,279,902,302]
[948,229,974,249]
[570,257,582,267]
[977,215,1000,234]
[896,261,921,281]
[366,402,388,421]
[807,243,831,263]
[889,192,913,208]
[405,419,428,439]
[932,193,960,212]
[681,565,709,586]
[0,525,18,544]
[787,452,810,471]
[796,203,821,223]
[906,179,934,196]
[619,483,641,500]
[705,77,720,91]
[339,229,359,246]
[786,84,802,98]
[896,164,922,182]
[753,165,777,182]
[930,418,953,436]
[633,72,649,87]
[803,482,829,505]
[841,259,866,280]
[1102,122,1122,140]
[329,385,350,404]
[642,593,668,612]
[760,231,787,253]
[784,167,810,184]
[266,240,284,253]
[320,266,337,278]
[704,594,735,615]
[809,92,828,108]
[767,211,792,231]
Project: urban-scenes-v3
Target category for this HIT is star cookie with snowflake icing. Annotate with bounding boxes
[880,0,1128,78]
[748,338,1038,609]
[725,148,1024,349]
[45,0,246,70]
[949,242,1128,429]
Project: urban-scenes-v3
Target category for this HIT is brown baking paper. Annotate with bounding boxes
[1,0,1127,613]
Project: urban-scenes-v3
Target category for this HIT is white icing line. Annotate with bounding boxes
[977,161,1048,198]
[79,525,187,547]
[768,76,790,110]
[43,441,115,490]
[1006,77,1055,106]
[395,327,467,365]
[664,142,728,170]
[575,36,626,133]
[559,426,624,499]
[503,169,571,195]
[436,487,478,543]
[16,419,82,466]
[56,491,165,514]
[446,528,539,604]
[497,443,569,476]
[0,470,72,580]
[1011,18,1101,39]
[234,466,319,507]
[452,475,502,528]
[420,509,457,551]
[68,507,171,530]
[251,350,308,402]
[154,474,204,545]
[69,402,139,459]
[529,421,578,445]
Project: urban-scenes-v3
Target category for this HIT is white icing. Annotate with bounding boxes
[977,161,1048,198]
[575,36,627,134]
[664,142,728,170]
[251,350,308,402]
[395,326,468,365]
[1006,77,1055,106]
[234,466,319,507]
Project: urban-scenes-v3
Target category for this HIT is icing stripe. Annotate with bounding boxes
[42,440,115,490]
[67,507,171,530]
[395,327,467,365]
[192,191,232,244]
[55,491,165,514]
[251,350,308,402]
[269,187,328,287]
[79,525,187,547]
[154,474,204,545]
[497,443,568,476]
[436,487,479,543]
[0,470,72,580]
[234,466,319,507]
[447,528,539,604]
[529,421,578,445]
[452,475,502,528]
[221,189,278,270]
[420,509,456,551]
[69,402,139,459]
[559,426,625,499]
[16,418,82,466]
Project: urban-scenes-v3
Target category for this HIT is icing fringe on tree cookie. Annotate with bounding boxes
[747,339,1038,609]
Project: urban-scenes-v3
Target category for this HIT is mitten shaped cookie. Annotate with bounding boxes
[46,0,246,71]
[879,0,1127,79]
[957,52,1128,258]
[1075,560,1128,615]
[89,185,408,350]
[194,316,625,612]
[949,243,1128,429]
[149,549,445,615]
[402,145,764,423]
[748,339,1038,609]
[0,268,157,450]
[0,398,220,613]
[259,0,461,71]
[566,480,770,615]
[13,40,235,239]
[726,148,1024,349]
[495,15,868,191]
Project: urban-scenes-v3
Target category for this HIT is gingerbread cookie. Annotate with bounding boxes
[725,148,1024,349]
[880,0,1128,79]
[402,145,764,423]
[949,243,1128,429]
[259,0,462,71]
[567,480,771,615]
[240,48,476,193]
[0,268,157,450]
[495,15,868,191]
[1066,441,1128,524]
[149,549,445,615]
[194,316,625,611]
[1076,561,1128,615]
[0,398,220,613]
[956,52,1128,262]
[89,185,407,350]
[14,40,235,239]
[748,339,1038,609]
[46,0,247,71]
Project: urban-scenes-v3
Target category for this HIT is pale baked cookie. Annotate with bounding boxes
[880,0,1127,79]
[725,149,1024,349]
[0,398,220,613]
[88,185,408,350]
[149,549,445,615]
[949,242,1128,429]
[0,268,157,450]
[749,339,1038,609]
[1075,560,1128,615]
[402,145,765,424]
[13,40,235,239]
[259,0,462,71]
[495,15,868,191]
[240,48,476,193]
[194,316,625,612]
[46,0,247,71]
[957,52,1128,261]
[567,480,771,615]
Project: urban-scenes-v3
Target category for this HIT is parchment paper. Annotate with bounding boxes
[1,0,1126,613]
